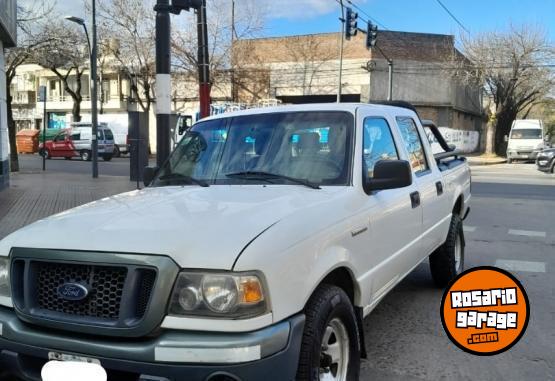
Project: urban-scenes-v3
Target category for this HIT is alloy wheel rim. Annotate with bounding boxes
[319,318,349,381]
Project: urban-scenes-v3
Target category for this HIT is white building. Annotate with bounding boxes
[0,0,17,190]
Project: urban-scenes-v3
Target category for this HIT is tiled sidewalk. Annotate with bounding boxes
[0,172,136,240]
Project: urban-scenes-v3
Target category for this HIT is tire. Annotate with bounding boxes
[113,145,121,158]
[429,213,465,287]
[296,284,360,381]
[507,158,513,164]
[80,150,91,161]
[42,149,51,160]
[102,155,112,162]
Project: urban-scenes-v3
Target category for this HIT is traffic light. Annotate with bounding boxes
[345,7,358,40]
[170,0,202,13]
[366,22,378,48]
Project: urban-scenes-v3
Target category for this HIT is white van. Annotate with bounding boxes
[506,119,544,163]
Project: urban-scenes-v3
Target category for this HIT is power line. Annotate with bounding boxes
[434,0,470,34]
[343,0,388,30]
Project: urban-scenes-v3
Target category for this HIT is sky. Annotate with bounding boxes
[34,0,555,43]
[264,0,555,42]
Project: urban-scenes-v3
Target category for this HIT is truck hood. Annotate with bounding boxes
[0,185,342,269]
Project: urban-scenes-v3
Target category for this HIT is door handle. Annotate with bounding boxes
[410,191,420,209]
[436,181,444,196]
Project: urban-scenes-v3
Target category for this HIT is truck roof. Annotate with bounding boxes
[201,102,417,122]
[511,119,543,129]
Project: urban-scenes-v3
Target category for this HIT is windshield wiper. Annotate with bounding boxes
[156,173,209,187]
[225,171,321,189]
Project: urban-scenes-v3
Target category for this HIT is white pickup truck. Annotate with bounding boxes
[0,103,470,381]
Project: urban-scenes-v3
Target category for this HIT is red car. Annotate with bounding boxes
[39,125,115,161]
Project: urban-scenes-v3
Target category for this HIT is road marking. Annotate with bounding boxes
[463,226,476,233]
[508,229,546,238]
[495,259,546,273]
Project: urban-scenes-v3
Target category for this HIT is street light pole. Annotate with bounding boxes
[337,0,345,103]
[90,0,99,178]
[65,5,99,179]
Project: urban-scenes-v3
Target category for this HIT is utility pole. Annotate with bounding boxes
[154,0,172,167]
[91,0,99,178]
[197,0,211,118]
[337,0,345,103]
[230,0,236,102]
[387,60,393,101]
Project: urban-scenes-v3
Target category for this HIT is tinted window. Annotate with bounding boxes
[70,132,80,141]
[363,118,399,178]
[97,130,104,140]
[510,129,542,139]
[155,112,353,186]
[396,117,429,173]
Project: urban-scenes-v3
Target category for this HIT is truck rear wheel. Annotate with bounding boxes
[296,284,360,381]
[429,214,464,287]
[80,150,91,161]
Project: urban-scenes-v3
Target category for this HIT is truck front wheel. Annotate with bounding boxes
[429,214,465,287]
[296,284,360,381]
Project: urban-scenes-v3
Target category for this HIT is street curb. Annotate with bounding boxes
[467,159,507,166]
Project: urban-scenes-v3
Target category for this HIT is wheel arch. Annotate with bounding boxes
[453,194,464,216]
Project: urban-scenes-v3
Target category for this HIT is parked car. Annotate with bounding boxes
[506,119,545,163]
[0,103,470,381]
[39,123,115,161]
[536,148,555,173]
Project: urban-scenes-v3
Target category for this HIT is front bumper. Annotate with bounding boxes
[536,156,554,172]
[0,306,305,381]
[507,150,541,160]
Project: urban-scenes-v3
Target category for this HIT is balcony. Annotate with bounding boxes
[12,91,36,105]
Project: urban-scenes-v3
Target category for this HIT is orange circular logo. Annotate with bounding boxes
[440,266,529,355]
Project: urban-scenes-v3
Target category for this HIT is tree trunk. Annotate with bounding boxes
[6,85,19,172]
[72,100,82,122]
[485,120,496,155]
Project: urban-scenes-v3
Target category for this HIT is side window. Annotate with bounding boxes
[363,117,399,178]
[70,132,80,141]
[396,117,429,174]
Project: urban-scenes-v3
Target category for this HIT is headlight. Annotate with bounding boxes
[0,257,10,302]
[168,271,268,319]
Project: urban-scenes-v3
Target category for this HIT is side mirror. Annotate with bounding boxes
[364,160,412,193]
[143,166,159,187]
[504,135,509,142]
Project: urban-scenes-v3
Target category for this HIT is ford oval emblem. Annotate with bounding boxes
[57,283,89,301]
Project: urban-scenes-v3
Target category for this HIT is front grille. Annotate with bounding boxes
[11,258,158,329]
[36,263,127,320]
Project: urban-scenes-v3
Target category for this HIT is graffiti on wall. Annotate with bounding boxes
[426,127,480,154]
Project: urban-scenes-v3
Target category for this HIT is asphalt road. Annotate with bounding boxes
[12,155,555,380]
[361,163,555,380]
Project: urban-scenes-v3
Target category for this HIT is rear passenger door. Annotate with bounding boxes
[395,116,446,257]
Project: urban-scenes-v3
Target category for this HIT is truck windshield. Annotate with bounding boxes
[153,111,353,187]
[510,129,542,139]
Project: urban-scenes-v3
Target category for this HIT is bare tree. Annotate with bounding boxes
[456,25,555,155]
[96,0,156,114]
[171,0,265,99]
[34,23,90,123]
[5,1,54,172]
